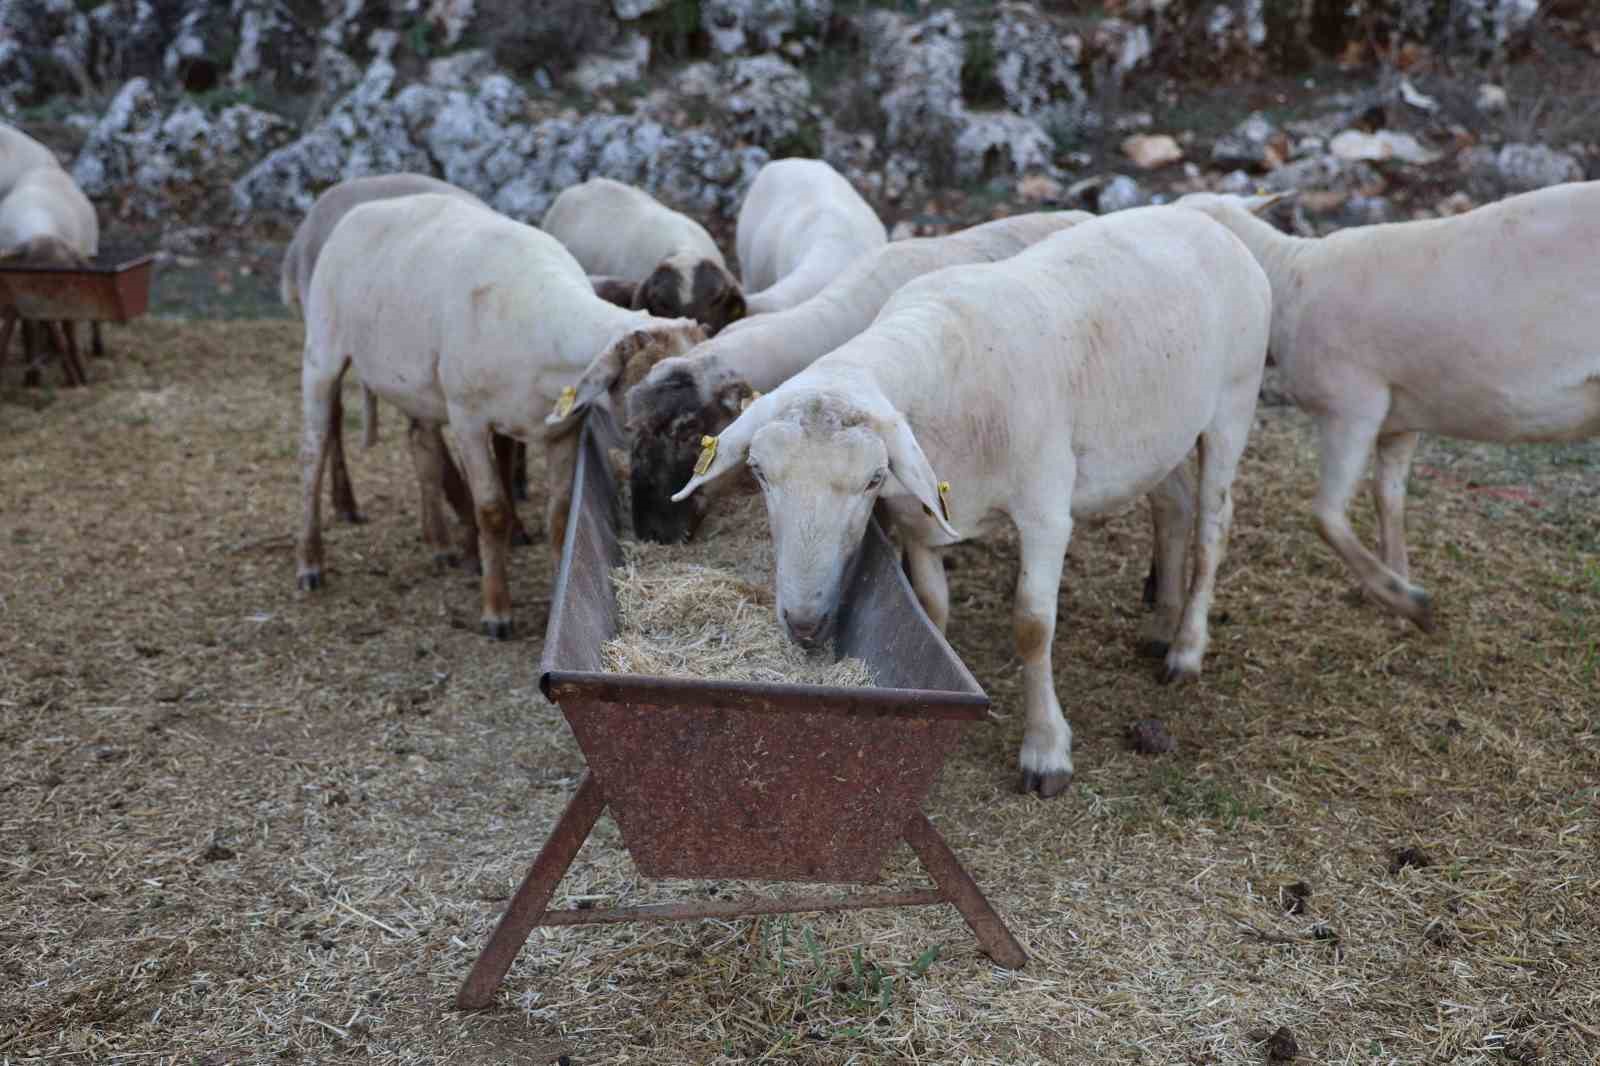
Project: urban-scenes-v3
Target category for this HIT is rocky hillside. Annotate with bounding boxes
[4,0,1597,254]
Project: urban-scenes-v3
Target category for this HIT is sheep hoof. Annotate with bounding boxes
[1018,768,1073,798]
[512,482,529,503]
[297,571,322,591]
[510,525,533,548]
[336,509,367,526]
[482,618,513,640]
[1160,662,1199,686]
[1137,638,1171,660]
[1411,589,1437,633]
[432,551,460,572]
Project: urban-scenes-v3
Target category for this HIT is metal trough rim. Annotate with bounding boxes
[538,410,988,703]
[0,252,156,277]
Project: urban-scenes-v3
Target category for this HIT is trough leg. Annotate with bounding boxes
[456,772,608,1010]
[902,812,1027,970]
[0,313,16,375]
[22,321,40,387]
[47,321,86,387]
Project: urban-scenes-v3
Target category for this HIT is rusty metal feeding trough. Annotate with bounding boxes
[456,414,1027,1010]
[0,251,155,386]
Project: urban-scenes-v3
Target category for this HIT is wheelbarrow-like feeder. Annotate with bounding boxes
[456,416,1027,1010]
[0,252,155,386]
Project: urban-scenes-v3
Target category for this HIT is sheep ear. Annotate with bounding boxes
[882,415,961,540]
[543,332,637,438]
[670,392,773,502]
[1242,190,1295,216]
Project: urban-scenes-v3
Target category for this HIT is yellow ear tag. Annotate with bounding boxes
[554,386,577,419]
[937,480,952,521]
[1255,184,1269,196]
[694,435,718,477]
[740,389,761,413]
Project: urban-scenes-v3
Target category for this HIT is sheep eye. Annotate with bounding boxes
[864,470,885,493]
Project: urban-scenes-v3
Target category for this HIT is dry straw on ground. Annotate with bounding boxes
[1,320,1596,1065]
[603,493,873,686]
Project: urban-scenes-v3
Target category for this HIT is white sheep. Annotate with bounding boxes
[0,165,98,266]
[592,209,1093,544]
[296,193,705,637]
[735,158,888,315]
[541,177,745,334]
[672,205,1272,796]
[0,122,63,201]
[279,173,491,528]
[1179,183,1600,630]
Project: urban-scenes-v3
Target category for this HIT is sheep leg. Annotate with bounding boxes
[492,433,533,546]
[1161,421,1245,684]
[455,420,516,639]
[1140,464,1194,658]
[327,388,366,524]
[91,321,105,358]
[904,541,950,633]
[1314,415,1435,631]
[1372,430,1420,580]
[1014,518,1074,798]
[295,358,343,591]
[429,426,482,574]
[544,429,581,560]
[511,440,529,501]
[407,420,458,571]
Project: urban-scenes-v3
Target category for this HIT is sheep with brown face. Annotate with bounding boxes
[541,178,745,336]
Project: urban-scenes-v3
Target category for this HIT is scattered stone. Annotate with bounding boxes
[991,2,1086,120]
[1125,718,1174,754]
[1279,880,1312,915]
[1398,76,1438,113]
[1464,142,1585,195]
[871,10,966,154]
[1328,129,1440,165]
[1388,846,1431,874]
[674,55,816,147]
[1436,191,1475,215]
[1016,173,1063,203]
[954,111,1055,182]
[614,0,668,17]
[1476,83,1508,113]
[1121,133,1182,169]
[1265,1025,1299,1062]
[1212,112,1287,171]
[699,0,832,56]
[569,33,650,95]
[1097,174,1145,212]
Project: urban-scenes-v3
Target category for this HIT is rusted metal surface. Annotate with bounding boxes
[456,413,1025,1009]
[902,812,1029,969]
[537,890,948,927]
[455,771,608,1011]
[0,254,155,322]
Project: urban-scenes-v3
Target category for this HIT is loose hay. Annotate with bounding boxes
[602,493,875,686]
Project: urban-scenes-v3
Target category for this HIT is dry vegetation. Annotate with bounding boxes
[603,493,873,686]
[1,318,1597,1065]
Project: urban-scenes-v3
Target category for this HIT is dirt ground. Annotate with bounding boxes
[1,316,1597,1065]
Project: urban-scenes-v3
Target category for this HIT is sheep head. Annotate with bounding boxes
[633,254,747,337]
[672,387,958,649]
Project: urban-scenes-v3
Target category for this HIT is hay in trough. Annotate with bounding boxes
[602,492,876,686]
